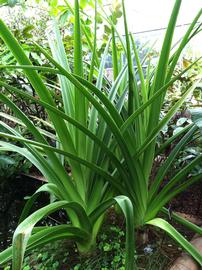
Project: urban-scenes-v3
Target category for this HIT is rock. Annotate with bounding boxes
[170,254,199,270]
[170,237,202,270]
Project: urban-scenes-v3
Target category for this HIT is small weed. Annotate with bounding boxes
[3,224,173,270]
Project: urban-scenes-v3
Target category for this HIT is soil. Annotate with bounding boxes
[171,181,202,219]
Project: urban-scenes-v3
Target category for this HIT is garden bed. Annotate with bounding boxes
[1,175,202,269]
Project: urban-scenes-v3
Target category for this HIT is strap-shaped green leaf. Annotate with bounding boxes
[0,132,123,192]
[190,107,202,135]
[0,19,85,201]
[136,79,201,157]
[0,80,128,185]
[11,201,91,270]
[147,218,202,265]
[162,207,202,236]
[0,225,89,267]
[0,93,83,203]
[149,125,198,201]
[90,195,136,270]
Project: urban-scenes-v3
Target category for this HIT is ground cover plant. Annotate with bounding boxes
[2,220,178,269]
[0,0,202,269]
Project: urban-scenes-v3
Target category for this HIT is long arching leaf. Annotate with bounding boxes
[147,218,202,265]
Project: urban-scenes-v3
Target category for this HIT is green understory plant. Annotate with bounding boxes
[0,153,31,181]
[3,223,175,269]
[0,0,202,269]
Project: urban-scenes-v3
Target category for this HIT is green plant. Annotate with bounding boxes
[0,153,31,180]
[163,56,202,112]
[0,0,202,269]
[0,124,31,182]
[0,0,18,7]
[3,223,173,269]
[0,1,135,269]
